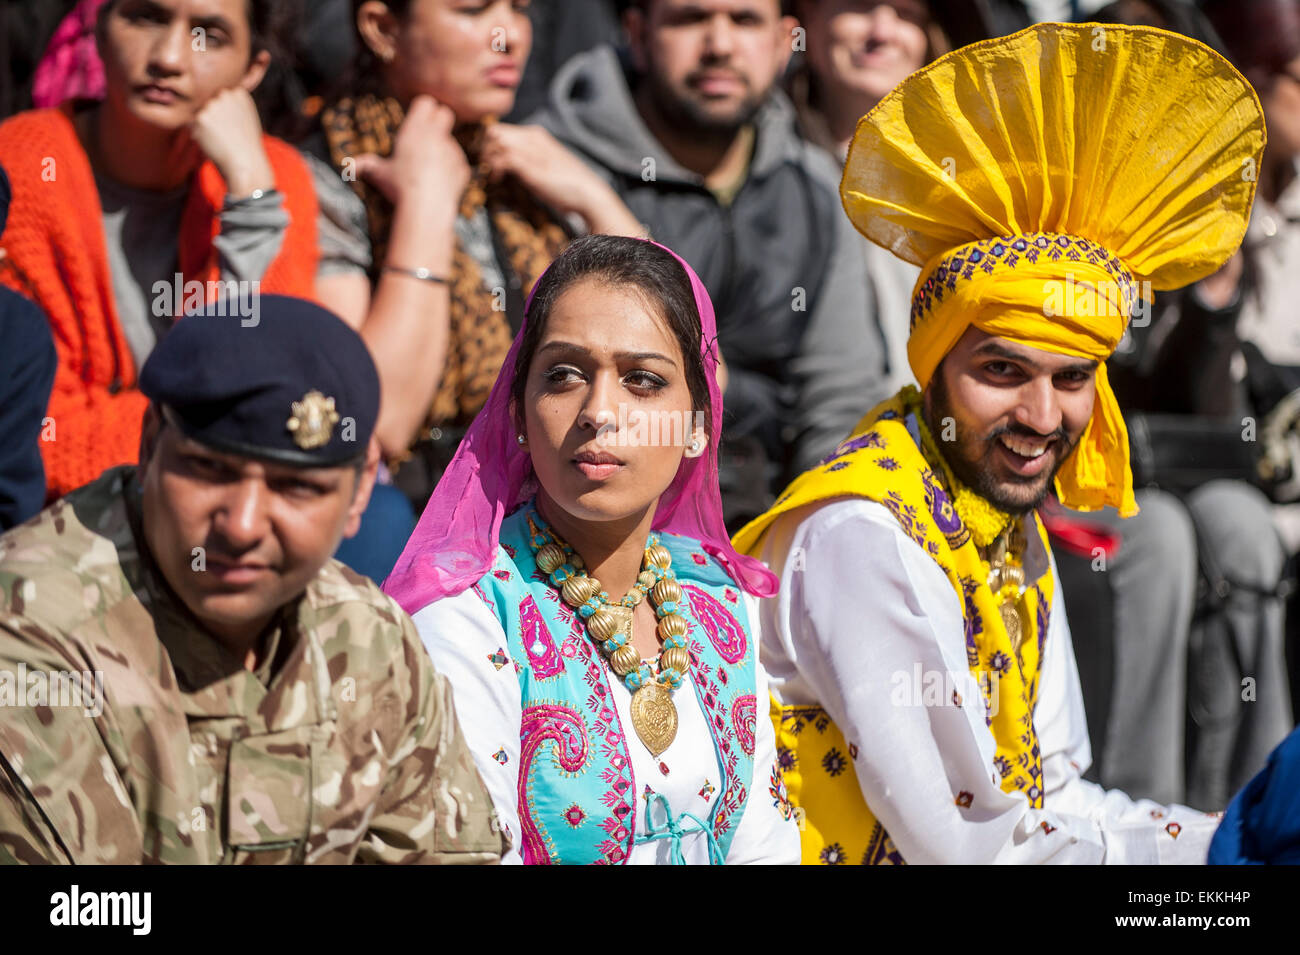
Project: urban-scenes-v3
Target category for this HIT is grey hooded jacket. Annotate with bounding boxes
[532,46,891,526]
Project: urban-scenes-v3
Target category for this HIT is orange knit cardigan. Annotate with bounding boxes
[0,105,319,500]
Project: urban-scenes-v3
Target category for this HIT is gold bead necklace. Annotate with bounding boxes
[527,512,691,757]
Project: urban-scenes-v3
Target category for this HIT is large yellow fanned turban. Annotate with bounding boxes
[841,22,1265,517]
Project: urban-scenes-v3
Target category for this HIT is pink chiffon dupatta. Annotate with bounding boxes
[382,240,778,616]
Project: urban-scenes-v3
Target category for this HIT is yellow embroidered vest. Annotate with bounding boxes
[733,388,1055,865]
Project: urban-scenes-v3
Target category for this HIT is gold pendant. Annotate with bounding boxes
[604,604,634,639]
[999,599,1027,653]
[630,681,678,757]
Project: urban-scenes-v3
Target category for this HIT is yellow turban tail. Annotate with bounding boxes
[907,246,1138,517]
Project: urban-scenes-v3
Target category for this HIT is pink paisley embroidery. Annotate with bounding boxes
[520,595,564,679]
[730,694,757,757]
[682,584,747,664]
[518,704,589,864]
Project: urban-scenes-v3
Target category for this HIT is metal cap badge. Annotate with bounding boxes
[287,391,340,450]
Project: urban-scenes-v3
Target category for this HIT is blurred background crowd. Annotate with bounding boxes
[2,0,1299,814]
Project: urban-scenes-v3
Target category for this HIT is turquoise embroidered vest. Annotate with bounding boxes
[472,505,758,865]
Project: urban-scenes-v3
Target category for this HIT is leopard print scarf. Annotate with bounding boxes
[319,94,568,432]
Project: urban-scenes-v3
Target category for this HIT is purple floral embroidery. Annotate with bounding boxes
[988,650,1012,676]
[820,842,846,865]
[820,430,885,465]
[822,748,847,777]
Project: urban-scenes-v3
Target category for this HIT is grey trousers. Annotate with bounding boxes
[1088,482,1292,810]
[1183,481,1293,811]
[1092,489,1195,806]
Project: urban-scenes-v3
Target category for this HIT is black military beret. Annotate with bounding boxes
[139,295,379,467]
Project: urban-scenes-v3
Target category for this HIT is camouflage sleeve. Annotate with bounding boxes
[0,749,70,863]
[354,618,509,864]
[0,619,141,865]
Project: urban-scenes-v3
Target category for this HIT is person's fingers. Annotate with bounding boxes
[397,102,455,154]
[481,147,518,180]
[351,153,384,183]
[406,94,437,120]
[483,127,530,165]
[478,149,504,181]
[408,95,455,135]
[432,101,456,133]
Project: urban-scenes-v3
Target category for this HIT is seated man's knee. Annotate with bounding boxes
[1118,487,1197,574]
[1186,480,1285,590]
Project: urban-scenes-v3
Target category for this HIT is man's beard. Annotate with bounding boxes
[922,372,1076,515]
[641,58,765,145]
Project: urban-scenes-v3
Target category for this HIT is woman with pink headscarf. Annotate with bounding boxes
[383,235,799,865]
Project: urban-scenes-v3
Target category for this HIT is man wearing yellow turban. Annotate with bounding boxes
[733,21,1263,863]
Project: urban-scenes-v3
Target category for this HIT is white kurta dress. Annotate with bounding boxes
[415,590,800,865]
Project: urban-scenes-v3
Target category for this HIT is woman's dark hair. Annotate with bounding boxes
[343,0,411,97]
[511,235,714,442]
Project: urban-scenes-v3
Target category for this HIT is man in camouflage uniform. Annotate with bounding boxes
[0,295,505,863]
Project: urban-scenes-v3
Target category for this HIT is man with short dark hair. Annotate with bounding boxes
[535,0,889,528]
[0,295,504,864]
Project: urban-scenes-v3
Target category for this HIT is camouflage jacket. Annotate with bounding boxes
[0,467,506,864]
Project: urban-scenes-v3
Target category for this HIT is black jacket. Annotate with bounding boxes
[0,287,55,529]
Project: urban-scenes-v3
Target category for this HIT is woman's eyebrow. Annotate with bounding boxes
[614,350,676,366]
[537,340,586,356]
[537,341,677,367]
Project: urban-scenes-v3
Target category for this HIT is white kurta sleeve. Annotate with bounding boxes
[723,597,803,865]
[762,498,1218,865]
[413,590,524,865]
